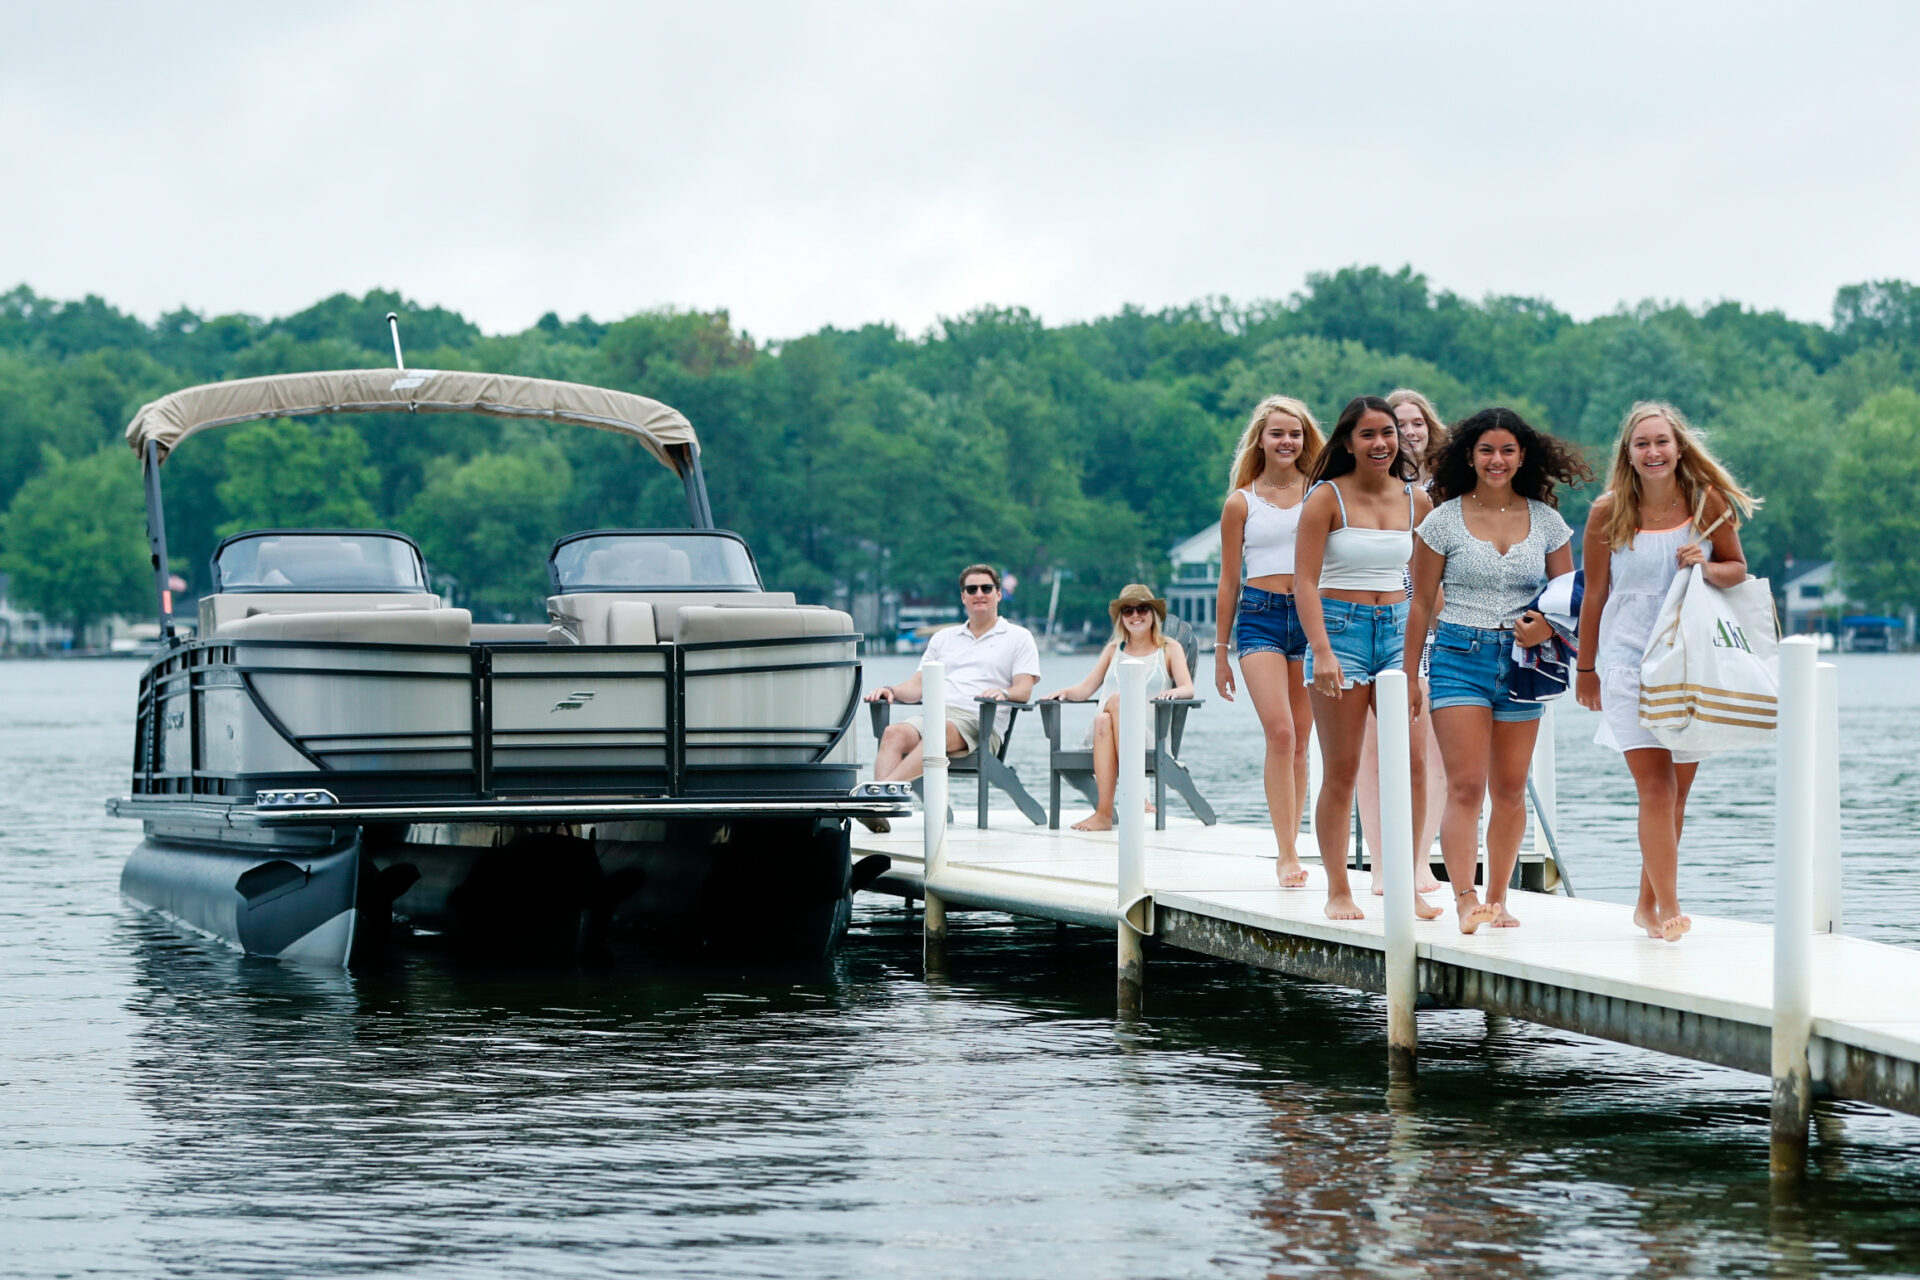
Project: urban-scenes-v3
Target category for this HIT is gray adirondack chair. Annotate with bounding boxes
[868,696,1046,827]
[1037,615,1217,830]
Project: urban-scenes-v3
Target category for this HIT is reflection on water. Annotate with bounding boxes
[6,657,1920,1278]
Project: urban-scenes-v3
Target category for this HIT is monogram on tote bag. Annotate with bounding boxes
[1636,513,1780,752]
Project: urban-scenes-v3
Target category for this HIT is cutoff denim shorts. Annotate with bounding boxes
[1304,599,1407,689]
[1426,621,1546,723]
[1234,586,1307,661]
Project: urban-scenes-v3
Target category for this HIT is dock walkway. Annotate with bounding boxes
[854,640,1920,1177]
[854,814,1920,1124]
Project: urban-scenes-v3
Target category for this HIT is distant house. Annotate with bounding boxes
[1781,561,1848,637]
[0,573,71,652]
[1167,524,1224,638]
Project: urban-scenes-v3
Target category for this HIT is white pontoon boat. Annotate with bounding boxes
[108,328,907,964]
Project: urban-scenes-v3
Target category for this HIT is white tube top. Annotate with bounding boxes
[1317,482,1415,592]
[1240,486,1302,577]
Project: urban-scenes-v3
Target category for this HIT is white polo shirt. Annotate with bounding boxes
[920,616,1041,705]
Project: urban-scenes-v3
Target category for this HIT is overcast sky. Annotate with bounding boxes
[4,1,1917,340]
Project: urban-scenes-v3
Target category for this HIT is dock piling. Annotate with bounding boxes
[1376,669,1418,1078]
[1772,638,1819,1176]
[1812,662,1842,935]
[922,664,949,972]
[1116,659,1148,1009]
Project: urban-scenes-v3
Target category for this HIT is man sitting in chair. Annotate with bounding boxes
[867,563,1040,782]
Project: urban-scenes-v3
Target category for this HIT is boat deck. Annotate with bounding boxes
[853,813,1920,1119]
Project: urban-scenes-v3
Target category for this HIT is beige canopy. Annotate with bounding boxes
[126,369,698,472]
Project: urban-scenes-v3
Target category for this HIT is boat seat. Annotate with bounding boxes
[546,592,797,645]
[673,605,854,645]
[200,592,442,634]
[215,608,473,646]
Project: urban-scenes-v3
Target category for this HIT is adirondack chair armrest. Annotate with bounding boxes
[1152,697,1204,756]
[1036,697,1089,748]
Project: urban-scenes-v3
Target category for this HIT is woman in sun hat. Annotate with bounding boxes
[1041,583,1194,831]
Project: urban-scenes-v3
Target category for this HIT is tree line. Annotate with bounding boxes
[2,269,1918,635]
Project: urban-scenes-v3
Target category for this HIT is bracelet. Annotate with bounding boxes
[1575,667,1594,673]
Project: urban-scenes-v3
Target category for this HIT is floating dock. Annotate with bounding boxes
[858,639,1919,1179]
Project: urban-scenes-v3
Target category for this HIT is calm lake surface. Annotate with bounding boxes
[5,653,1920,1278]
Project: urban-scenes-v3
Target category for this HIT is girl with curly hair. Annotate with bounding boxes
[1405,407,1593,933]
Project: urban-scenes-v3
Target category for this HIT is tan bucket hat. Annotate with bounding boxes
[1108,583,1168,623]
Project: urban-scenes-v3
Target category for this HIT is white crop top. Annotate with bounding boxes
[1240,486,1302,577]
[1316,482,1416,592]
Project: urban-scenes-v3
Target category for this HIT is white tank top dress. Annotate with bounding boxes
[1594,521,1714,763]
[1240,486,1302,578]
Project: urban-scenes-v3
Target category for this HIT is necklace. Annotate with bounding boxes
[1471,491,1513,514]
[1256,475,1300,502]
[1641,490,1680,521]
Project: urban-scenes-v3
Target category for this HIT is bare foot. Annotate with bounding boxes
[1658,912,1691,942]
[1275,856,1310,888]
[1071,812,1113,832]
[1490,903,1521,928]
[1456,895,1499,935]
[1145,800,1157,814]
[1416,871,1445,895]
[1324,892,1365,921]
[1633,905,1661,939]
[1413,893,1442,921]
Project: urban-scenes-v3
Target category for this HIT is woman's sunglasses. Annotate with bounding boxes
[1119,603,1154,617]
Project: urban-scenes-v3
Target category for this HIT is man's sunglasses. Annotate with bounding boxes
[1119,603,1154,617]
[963,583,997,595]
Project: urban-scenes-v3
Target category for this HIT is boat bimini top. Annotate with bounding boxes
[124,342,716,637]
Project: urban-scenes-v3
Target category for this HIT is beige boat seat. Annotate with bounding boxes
[216,608,473,645]
[674,605,854,645]
[200,592,442,634]
[547,592,798,645]
[469,623,553,643]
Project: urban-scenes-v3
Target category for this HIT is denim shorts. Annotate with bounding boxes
[1304,599,1407,689]
[1427,621,1546,722]
[1234,586,1306,660]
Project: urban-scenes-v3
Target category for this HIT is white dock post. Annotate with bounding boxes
[1375,669,1417,1078]
[1772,637,1819,1176]
[1116,659,1148,1010]
[921,664,949,972]
[1812,662,1842,934]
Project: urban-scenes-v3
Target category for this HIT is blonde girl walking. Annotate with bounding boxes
[1215,396,1322,887]
[1575,402,1757,942]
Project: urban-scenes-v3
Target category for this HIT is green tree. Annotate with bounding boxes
[404,444,573,617]
[0,446,150,633]
[1822,389,1920,612]
[216,419,380,536]
[1707,394,1834,584]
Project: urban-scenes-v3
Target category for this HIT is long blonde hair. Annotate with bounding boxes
[1227,395,1323,495]
[1385,387,1448,475]
[1601,401,1759,551]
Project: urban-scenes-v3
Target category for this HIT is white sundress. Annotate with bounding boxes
[1082,644,1169,745]
[1594,522,1713,763]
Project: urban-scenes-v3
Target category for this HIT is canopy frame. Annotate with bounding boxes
[129,368,713,638]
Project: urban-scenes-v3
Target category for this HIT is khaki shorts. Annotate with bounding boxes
[904,705,1003,756]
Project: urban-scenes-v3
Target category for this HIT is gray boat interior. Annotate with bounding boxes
[135,530,861,807]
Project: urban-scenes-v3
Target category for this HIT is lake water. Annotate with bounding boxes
[5,654,1920,1279]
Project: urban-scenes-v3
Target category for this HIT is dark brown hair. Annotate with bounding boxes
[958,563,1001,591]
[1429,407,1594,508]
[1308,395,1419,484]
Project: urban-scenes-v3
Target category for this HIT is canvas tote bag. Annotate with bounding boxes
[1637,519,1779,751]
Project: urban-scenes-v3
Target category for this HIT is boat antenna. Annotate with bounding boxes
[386,312,406,371]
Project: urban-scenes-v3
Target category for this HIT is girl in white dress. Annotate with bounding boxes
[1042,584,1194,831]
[1575,402,1758,942]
